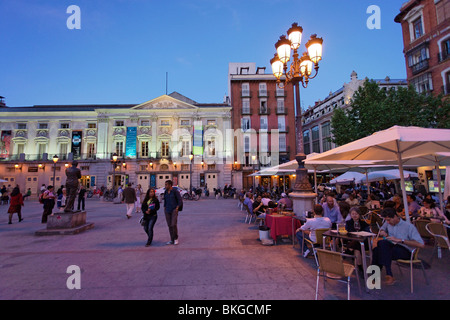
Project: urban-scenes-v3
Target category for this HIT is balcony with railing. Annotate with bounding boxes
[411,59,429,75]
[258,89,268,98]
[241,89,251,98]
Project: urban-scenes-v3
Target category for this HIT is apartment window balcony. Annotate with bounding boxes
[411,59,429,75]
[259,107,270,115]
[241,108,251,115]
[241,90,251,98]
[276,108,287,115]
[258,89,268,98]
[275,89,286,97]
[278,126,289,133]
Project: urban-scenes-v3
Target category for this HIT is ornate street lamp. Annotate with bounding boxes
[270,22,323,194]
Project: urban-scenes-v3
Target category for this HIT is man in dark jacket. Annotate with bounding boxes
[122,183,137,219]
[163,180,182,245]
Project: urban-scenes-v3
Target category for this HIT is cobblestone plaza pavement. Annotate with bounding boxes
[1,197,449,301]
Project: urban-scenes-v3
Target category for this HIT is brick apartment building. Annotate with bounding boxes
[395,0,450,96]
[228,63,296,190]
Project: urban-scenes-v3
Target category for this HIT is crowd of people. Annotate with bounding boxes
[240,187,293,220]
[294,188,450,286]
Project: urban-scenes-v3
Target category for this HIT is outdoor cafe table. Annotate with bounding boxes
[322,230,376,293]
[265,214,301,245]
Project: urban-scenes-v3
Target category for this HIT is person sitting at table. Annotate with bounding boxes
[345,193,359,207]
[392,194,404,215]
[252,195,266,218]
[296,204,332,258]
[365,194,381,209]
[261,193,272,207]
[243,192,253,211]
[278,193,293,211]
[418,198,449,224]
[345,207,371,271]
[371,207,424,286]
[322,195,344,228]
[406,194,421,219]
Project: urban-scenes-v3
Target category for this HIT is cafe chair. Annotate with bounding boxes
[243,204,253,224]
[369,212,384,234]
[303,228,331,266]
[254,213,265,226]
[413,220,433,243]
[425,222,450,261]
[314,248,361,300]
[394,247,429,294]
[238,196,244,210]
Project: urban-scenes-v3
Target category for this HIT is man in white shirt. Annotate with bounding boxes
[296,204,332,258]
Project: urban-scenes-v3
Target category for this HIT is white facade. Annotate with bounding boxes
[0,93,233,195]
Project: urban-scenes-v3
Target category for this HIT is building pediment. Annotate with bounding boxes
[132,95,198,111]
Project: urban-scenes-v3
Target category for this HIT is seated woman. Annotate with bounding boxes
[345,207,371,271]
[418,198,449,224]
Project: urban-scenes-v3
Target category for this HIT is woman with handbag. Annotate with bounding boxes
[141,188,160,247]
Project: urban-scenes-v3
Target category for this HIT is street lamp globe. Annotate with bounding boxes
[270,54,284,80]
[306,34,323,64]
[112,153,118,162]
[299,52,313,77]
[287,23,303,50]
[275,35,291,64]
[53,155,59,164]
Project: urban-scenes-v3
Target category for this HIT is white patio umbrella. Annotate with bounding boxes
[306,126,450,222]
[329,171,365,184]
[361,169,419,183]
[375,152,450,213]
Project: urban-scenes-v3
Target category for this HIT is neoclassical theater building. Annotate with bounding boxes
[0,92,237,196]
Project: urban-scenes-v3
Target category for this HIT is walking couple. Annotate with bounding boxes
[140,180,183,247]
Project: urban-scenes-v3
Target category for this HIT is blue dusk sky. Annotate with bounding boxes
[0,0,407,109]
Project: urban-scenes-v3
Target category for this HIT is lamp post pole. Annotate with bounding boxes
[189,152,194,195]
[52,155,59,188]
[112,153,118,195]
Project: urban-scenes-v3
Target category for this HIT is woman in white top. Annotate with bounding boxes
[419,198,449,224]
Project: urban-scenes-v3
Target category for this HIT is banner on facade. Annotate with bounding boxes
[193,124,203,156]
[0,130,11,158]
[71,131,82,160]
[125,127,137,158]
